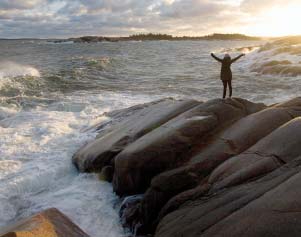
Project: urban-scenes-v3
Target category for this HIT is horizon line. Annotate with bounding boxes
[0,32,300,40]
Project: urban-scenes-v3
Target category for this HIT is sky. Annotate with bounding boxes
[0,0,301,38]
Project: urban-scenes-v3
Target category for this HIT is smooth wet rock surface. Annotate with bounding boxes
[113,97,265,195]
[72,97,301,237]
[156,157,301,237]
[73,98,199,172]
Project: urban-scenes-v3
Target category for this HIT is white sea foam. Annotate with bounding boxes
[0,91,161,236]
[0,62,40,79]
[236,42,301,77]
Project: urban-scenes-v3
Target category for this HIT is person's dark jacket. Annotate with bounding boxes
[211,53,244,81]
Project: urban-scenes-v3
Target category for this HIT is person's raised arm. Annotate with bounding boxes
[231,54,245,63]
[211,53,222,63]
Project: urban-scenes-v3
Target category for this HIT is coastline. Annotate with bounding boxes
[1,37,301,237]
[47,33,262,44]
[3,96,301,236]
[73,96,301,237]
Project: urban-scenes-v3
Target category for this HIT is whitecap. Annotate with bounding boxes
[0,61,40,79]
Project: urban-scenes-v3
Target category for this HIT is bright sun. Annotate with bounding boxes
[247,3,301,36]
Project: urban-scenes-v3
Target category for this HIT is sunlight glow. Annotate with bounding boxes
[247,3,301,36]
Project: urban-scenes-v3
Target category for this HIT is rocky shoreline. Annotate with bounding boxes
[3,96,301,237]
[49,33,261,43]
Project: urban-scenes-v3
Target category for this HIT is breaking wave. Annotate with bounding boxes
[242,36,301,77]
[0,57,114,106]
[0,62,40,79]
[79,56,113,71]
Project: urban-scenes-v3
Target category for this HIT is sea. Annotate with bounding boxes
[0,38,300,236]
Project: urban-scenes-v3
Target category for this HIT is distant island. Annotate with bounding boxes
[50,33,261,43]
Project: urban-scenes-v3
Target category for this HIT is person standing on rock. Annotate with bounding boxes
[211,53,245,99]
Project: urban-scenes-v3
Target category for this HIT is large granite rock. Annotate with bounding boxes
[210,117,301,190]
[73,98,199,172]
[135,98,301,231]
[0,208,89,237]
[189,97,301,168]
[153,100,301,237]
[113,98,265,196]
[156,157,301,237]
[70,96,301,237]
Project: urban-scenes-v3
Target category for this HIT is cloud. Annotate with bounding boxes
[0,0,293,38]
[158,0,228,18]
[0,0,44,10]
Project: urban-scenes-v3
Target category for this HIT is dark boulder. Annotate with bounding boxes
[210,117,301,190]
[125,98,301,234]
[73,98,199,172]
[68,97,301,237]
[156,157,301,237]
[138,166,203,233]
[190,97,301,167]
[190,107,295,164]
[273,96,301,108]
[113,98,265,196]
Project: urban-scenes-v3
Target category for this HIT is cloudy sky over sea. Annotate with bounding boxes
[0,0,300,38]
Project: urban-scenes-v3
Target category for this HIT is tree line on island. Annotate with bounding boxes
[51,33,261,43]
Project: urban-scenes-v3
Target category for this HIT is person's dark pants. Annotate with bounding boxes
[222,80,232,99]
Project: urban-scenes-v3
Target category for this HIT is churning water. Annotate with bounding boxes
[0,38,301,236]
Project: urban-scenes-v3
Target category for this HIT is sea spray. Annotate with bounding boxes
[239,39,301,77]
[0,61,40,79]
[0,89,159,236]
